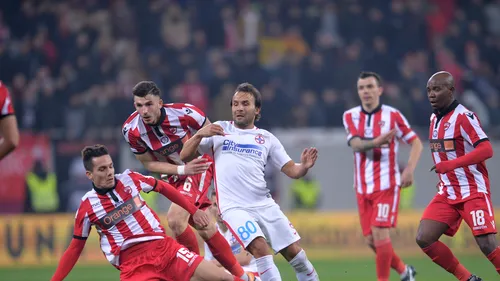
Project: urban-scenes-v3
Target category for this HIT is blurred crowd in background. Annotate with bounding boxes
[2,0,500,213]
[1,0,500,140]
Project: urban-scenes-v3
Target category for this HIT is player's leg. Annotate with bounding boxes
[463,195,500,275]
[190,259,247,281]
[196,209,254,281]
[167,202,199,254]
[223,208,279,281]
[416,195,474,280]
[255,204,317,281]
[365,189,402,281]
[365,234,413,280]
[373,188,416,281]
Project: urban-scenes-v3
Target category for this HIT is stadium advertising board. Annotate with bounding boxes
[0,211,498,266]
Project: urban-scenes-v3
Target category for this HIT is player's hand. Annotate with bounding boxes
[300,147,318,169]
[400,167,414,188]
[196,124,225,138]
[373,129,397,147]
[430,161,454,174]
[184,158,211,175]
[191,209,210,229]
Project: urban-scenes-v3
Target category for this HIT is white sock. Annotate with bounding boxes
[400,265,408,279]
[255,255,282,281]
[288,250,319,281]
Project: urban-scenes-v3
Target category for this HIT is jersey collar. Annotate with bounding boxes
[92,179,117,195]
[361,103,382,115]
[434,99,459,118]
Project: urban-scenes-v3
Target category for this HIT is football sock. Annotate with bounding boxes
[391,250,407,275]
[206,231,246,279]
[422,241,471,280]
[374,238,392,281]
[256,255,282,281]
[175,226,200,254]
[289,249,319,281]
[487,246,500,274]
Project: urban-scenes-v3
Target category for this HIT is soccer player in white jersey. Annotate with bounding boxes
[181,83,320,281]
[204,190,262,280]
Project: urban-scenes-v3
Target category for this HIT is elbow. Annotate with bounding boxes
[179,150,191,163]
[5,135,19,151]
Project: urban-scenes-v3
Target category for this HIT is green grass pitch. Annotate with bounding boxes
[0,255,497,280]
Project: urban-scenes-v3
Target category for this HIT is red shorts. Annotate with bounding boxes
[421,193,497,237]
[119,238,203,281]
[357,187,401,236]
[171,154,214,211]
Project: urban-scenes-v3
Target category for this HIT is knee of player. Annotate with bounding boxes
[415,232,432,248]
[197,223,217,240]
[279,242,303,261]
[476,234,498,256]
[364,235,375,248]
[166,213,189,233]
[247,237,270,257]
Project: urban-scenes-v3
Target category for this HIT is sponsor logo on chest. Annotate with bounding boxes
[98,195,143,229]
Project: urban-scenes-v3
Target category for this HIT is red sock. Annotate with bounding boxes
[391,250,406,274]
[487,246,500,274]
[422,241,471,281]
[206,231,244,277]
[374,238,393,281]
[175,227,200,255]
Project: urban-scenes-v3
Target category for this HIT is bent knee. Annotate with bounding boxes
[415,232,434,248]
[197,223,217,240]
[247,237,270,257]
[364,235,375,249]
[167,212,189,234]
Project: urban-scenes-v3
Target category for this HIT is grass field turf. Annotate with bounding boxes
[0,255,496,280]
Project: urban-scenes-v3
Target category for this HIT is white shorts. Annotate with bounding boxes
[221,203,300,253]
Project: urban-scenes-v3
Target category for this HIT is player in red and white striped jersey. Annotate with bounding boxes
[122,81,255,281]
[343,72,423,281]
[0,82,19,160]
[51,145,247,281]
[416,71,500,281]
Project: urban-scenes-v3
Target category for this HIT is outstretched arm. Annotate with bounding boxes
[51,238,86,281]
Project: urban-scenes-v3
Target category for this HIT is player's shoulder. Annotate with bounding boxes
[215,120,232,129]
[0,81,9,98]
[164,103,204,115]
[343,105,362,116]
[122,111,141,130]
[115,169,140,180]
[455,104,478,122]
[380,104,401,113]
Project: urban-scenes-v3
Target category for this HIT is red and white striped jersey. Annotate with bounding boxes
[122,103,206,165]
[343,104,418,194]
[0,82,14,118]
[73,169,166,267]
[429,100,490,202]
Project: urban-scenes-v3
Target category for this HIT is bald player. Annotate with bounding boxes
[416,71,500,281]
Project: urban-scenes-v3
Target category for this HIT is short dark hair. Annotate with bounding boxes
[358,71,383,87]
[81,144,109,171]
[132,81,161,97]
[231,82,262,121]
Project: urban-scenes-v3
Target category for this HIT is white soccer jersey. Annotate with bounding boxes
[198,121,292,213]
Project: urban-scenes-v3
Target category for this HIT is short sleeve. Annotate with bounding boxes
[73,201,92,240]
[198,137,214,156]
[122,125,148,154]
[459,112,488,147]
[269,133,292,170]
[393,110,418,144]
[129,171,158,193]
[342,112,359,144]
[183,104,207,131]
